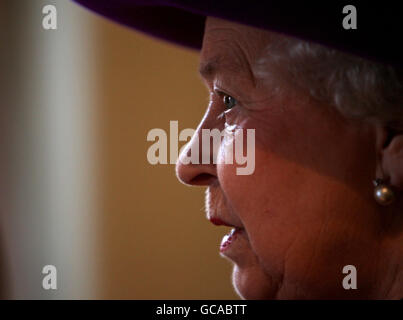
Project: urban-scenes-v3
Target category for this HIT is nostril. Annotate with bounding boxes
[175,160,217,186]
[188,173,216,186]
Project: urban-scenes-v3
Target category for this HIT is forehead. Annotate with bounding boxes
[200,17,273,77]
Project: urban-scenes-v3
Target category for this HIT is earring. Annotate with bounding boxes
[373,178,395,206]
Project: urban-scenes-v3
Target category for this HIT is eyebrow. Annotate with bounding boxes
[198,57,221,80]
[198,54,256,86]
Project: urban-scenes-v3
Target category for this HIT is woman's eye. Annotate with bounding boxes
[223,94,237,110]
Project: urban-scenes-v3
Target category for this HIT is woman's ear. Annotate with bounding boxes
[378,125,403,189]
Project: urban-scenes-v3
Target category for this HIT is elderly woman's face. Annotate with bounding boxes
[176,17,382,299]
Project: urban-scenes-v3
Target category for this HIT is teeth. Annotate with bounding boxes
[222,228,236,242]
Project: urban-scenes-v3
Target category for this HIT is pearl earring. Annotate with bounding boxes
[373,179,395,206]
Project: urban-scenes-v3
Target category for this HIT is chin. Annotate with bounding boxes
[231,264,278,300]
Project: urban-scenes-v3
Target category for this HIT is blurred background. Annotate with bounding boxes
[1,0,238,299]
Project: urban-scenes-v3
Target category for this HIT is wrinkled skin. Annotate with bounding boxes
[176,17,403,299]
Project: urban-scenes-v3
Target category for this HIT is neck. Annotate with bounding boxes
[372,201,403,299]
[386,269,403,299]
[374,231,403,299]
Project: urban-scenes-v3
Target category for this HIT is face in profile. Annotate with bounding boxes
[176,17,390,299]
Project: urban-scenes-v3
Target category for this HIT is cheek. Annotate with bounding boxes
[216,116,303,272]
[216,131,305,281]
[215,107,380,297]
[218,138,380,297]
[216,123,367,269]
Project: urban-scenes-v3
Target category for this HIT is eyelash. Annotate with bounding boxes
[214,90,238,111]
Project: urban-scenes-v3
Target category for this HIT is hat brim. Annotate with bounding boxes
[74,0,205,50]
[73,0,403,68]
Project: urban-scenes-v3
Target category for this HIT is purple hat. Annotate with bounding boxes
[73,0,402,68]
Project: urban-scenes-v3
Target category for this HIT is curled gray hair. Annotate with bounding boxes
[256,34,403,129]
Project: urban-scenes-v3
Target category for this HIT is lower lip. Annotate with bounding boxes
[220,228,243,252]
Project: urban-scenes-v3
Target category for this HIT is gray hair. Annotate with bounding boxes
[255,33,403,129]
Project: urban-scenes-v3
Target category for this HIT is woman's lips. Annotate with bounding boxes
[210,217,229,226]
[220,228,241,252]
[220,227,248,254]
[208,217,248,257]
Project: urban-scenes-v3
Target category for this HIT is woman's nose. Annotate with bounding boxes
[175,128,218,186]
